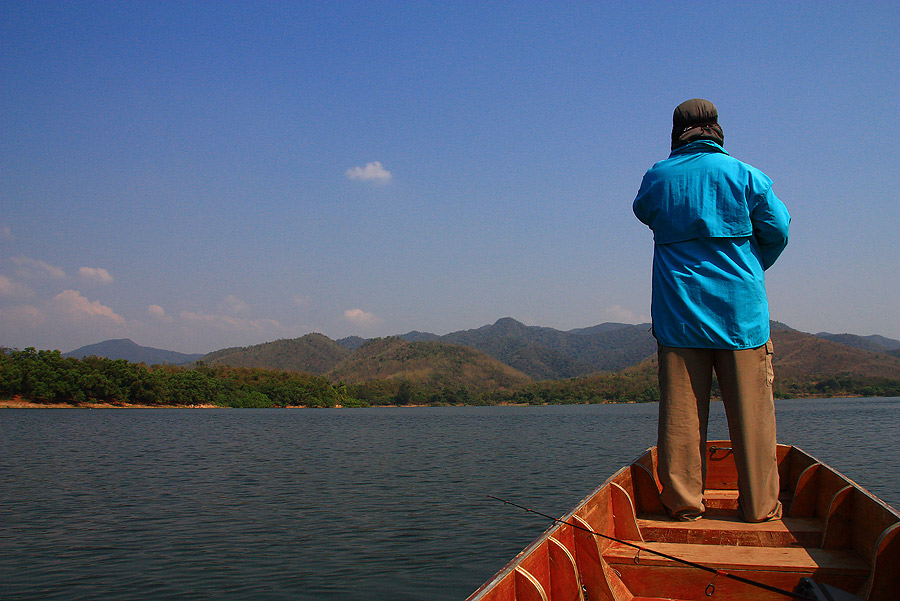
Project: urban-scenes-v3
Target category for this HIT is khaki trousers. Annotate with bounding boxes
[657,341,781,522]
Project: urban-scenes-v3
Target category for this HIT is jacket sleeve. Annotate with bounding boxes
[632,173,654,227]
[750,186,790,270]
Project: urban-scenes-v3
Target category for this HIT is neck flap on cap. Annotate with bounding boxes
[671,98,724,150]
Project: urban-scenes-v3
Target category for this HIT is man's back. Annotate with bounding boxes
[633,139,790,349]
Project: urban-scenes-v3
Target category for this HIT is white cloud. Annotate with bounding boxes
[220,294,250,315]
[605,305,650,324]
[12,256,66,279]
[0,274,34,299]
[345,161,392,184]
[0,304,45,328]
[148,304,174,323]
[53,289,126,325]
[180,309,284,333]
[0,225,12,241]
[78,266,114,284]
[293,294,310,307]
[343,308,384,328]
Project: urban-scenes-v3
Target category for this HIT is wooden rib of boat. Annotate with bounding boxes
[466,441,900,601]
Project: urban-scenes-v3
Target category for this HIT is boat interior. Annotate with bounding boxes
[467,441,900,601]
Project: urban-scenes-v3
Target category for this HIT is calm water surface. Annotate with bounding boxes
[1,398,898,600]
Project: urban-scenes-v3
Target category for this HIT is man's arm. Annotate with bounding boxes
[751,187,790,270]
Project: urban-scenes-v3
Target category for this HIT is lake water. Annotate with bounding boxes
[1,398,898,600]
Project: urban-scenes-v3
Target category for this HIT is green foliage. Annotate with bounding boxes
[775,375,900,399]
[3,346,899,408]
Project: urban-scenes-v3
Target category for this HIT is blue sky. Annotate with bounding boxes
[2,1,899,354]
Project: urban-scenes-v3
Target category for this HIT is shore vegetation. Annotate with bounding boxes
[2,347,899,409]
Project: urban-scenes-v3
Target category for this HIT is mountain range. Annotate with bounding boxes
[63,338,205,365]
[61,319,900,389]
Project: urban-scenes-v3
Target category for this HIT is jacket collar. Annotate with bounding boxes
[669,140,729,157]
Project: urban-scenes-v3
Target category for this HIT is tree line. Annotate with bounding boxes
[2,348,898,408]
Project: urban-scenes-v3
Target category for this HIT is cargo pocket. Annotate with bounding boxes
[764,339,775,386]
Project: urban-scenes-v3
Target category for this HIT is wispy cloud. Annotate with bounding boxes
[0,225,12,241]
[0,274,34,299]
[78,266,114,284]
[53,289,126,325]
[180,309,284,333]
[219,294,250,315]
[148,304,174,323]
[345,161,392,184]
[343,308,383,328]
[0,304,45,328]
[12,256,66,279]
[605,305,649,324]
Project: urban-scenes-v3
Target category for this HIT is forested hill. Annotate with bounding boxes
[815,332,900,358]
[771,330,900,381]
[63,339,203,366]
[55,319,900,390]
[414,317,656,379]
[325,337,531,393]
[201,333,350,373]
[340,317,657,379]
[6,322,900,408]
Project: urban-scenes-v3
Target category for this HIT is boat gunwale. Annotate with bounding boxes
[465,441,900,601]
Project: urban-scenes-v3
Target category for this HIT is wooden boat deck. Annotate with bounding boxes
[466,442,900,601]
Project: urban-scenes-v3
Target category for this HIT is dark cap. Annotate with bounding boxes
[671,98,724,150]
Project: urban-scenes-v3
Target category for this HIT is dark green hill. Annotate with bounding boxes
[64,339,204,365]
[201,333,349,373]
[336,335,368,350]
[326,337,532,393]
[190,319,900,397]
[772,330,900,381]
[815,332,900,354]
[401,317,656,379]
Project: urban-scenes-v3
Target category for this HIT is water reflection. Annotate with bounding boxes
[1,398,897,600]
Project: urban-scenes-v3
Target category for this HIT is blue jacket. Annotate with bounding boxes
[633,140,790,349]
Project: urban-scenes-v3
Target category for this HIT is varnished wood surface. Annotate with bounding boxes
[603,540,869,573]
[466,442,899,601]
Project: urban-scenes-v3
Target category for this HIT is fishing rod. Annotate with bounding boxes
[488,494,811,600]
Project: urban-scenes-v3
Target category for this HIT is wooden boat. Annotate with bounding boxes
[465,441,899,601]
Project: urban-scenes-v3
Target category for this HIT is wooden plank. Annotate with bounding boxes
[518,540,550,597]
[571,515,619,601]
[821,485,853,550]
[548,537,584,601]
[850,487,900,563]
[610,482,643,543]
[775,444,795,495]
[787,463,819,518]
[816,465,853,521]
[637,515,823,548]
[475,572,516,601]
[515,567,549,601]
[631,463,665,515]
[866,523,900,601]
[703,488,739,515]
[785,446,817,497]
[603,541,869,574]
[705,441,740,490]
[575,487,615,553]
[611,562,866,601]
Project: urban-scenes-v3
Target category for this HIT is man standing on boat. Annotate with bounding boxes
[633,99,790,522]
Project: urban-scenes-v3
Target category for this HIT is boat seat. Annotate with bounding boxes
[604,540,868,600]
[604,540,868,574]
[700,488,796,516]
[637,514,824,548]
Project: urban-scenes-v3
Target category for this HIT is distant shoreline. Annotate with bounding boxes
[0,395,882,409]
[0,397,541,409]
[0,398,222,409]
